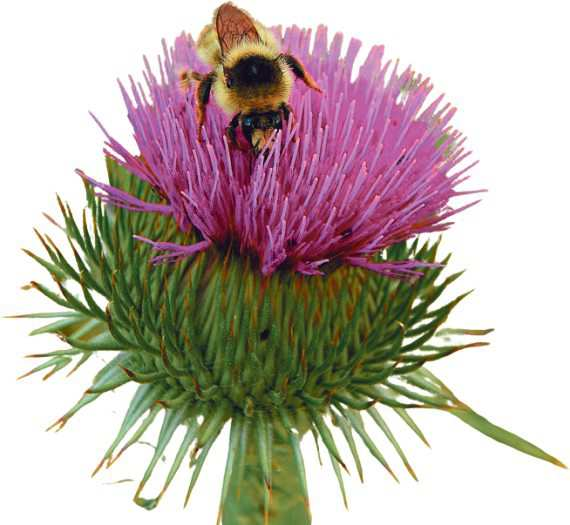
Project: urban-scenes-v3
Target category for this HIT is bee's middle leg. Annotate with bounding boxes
[193,72,215,142]
[280,103,295,127]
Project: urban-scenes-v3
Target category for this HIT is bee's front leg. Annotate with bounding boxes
[225,113,248,150]
[279,54,323,93]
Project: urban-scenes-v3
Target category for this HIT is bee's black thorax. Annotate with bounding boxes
[226,55,281,88]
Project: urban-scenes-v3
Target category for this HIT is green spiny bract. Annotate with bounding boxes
[16,158,563,524]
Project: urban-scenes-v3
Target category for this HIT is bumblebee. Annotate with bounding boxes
[187,2,322,154]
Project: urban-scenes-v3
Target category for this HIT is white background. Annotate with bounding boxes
[1,1,569,523]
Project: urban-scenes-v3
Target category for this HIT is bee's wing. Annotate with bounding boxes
[215,3,260,56]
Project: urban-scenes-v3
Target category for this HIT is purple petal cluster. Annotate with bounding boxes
[84,26,480,276]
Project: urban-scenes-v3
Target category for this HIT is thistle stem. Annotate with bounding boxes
[222,416,311,525]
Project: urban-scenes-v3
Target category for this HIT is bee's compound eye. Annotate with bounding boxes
[272,114,282,128]
[225,76,234,88]
[242,116,254,128]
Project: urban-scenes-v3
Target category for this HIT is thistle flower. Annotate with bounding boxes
[16,23,563,525]
[84,26,478,276]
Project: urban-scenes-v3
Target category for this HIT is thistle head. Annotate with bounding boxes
[86,26,479,276]
[15,20,563,525]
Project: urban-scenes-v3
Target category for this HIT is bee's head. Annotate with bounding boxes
[240,111,283,155]
[225,55,281,90]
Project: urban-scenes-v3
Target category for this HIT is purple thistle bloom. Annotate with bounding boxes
[83,26,481,276]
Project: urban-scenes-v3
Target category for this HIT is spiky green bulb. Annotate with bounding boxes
[16,159,563,525]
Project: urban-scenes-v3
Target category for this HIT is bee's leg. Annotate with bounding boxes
[225,125,237,146]
[178,69,192,92]
[193,72,215,141]
[279,102,296,131]
[280,103,293,121]
[280,54,323,93]
[225,113,241,148]
[178,70,206,94]
[190,71,208,82]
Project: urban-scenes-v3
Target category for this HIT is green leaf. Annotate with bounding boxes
[327,447,348,510]
[46,353,131,431]
[156,419,199,499]
[367,406,417,480]
[384,378,454,408]
[110,404,163,466]
[17,356,72,381]
[279,409,309,509]
[22,249,68,282]
[437,328,494,337]
[134,407,188,509]
[184,437,215,508]
[335,404,398,482]
[66,331,125,351]
[451,405,566,469]
[393,408,430,448]
[7,311,78,319]
[196,405,229,448]
[92,384,166,475]
[308,407,348,473]
[332,408,364,482]
[218,417,243,523]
